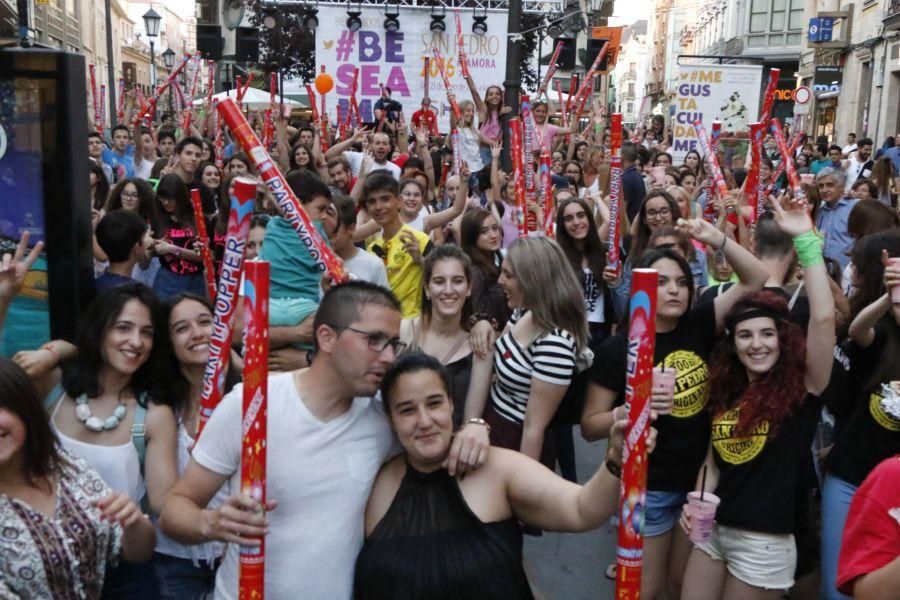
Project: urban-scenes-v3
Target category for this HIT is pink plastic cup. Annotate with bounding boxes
[687,491,720,544]
[652,367,677,414]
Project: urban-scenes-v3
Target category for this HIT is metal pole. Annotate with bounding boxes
[149,40,156,87]
[104,0,117,125]
[536,30,542,87]
[502,0,523,170]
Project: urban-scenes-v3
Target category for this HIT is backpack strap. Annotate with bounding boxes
[132,394,148,476]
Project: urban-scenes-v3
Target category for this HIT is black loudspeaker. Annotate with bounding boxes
[583,38,610,70]
[197,24,225,60]
[554,37,576,71]
[235,27,260,63]
[0,47,93,354]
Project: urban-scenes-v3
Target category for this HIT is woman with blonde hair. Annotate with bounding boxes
[481,236,589,463]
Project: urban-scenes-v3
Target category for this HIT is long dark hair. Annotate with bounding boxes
[460,208,501,279]
[619,248,694,332]
[153,174,195,236]
[631,189,680,262]
[0,358,63,483]
[89,160,110,211]
[62,283,167,404]
[555,197,607,285]
[421,245,474,331]
[106,177,155,222]
[849,230,900,319]
[708,292,807,435]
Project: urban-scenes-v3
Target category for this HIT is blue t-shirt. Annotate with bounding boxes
[102,146,135,181]
[95,271,134,293]
[259,217,330,301]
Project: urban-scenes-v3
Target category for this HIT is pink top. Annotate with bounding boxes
[479,111,502,143]
[534,122,560,150]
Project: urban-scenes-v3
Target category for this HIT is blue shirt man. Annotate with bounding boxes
[814,167,858,270]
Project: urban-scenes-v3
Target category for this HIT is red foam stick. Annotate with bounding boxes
[197,177,257,435]
[89,64,101,133]
[520,95,538,233]
[132,54,191,127]
[217,98,347,282]
[433,47,461,121]
[238,260,269,600]
[769,117,804,202]
[213,100,224,169]
[116,78,126,125]
[693,120,729,203]
[99,85,106,134]
[190,188,217,301]
[615,268,659,600]
[538,40,565,100]
[207,60,215,108]
[607,113,624,272]
[509,117,528,238]
[573,41,609,121]
[759,68,780,125]
[183,54,202,133]
[744,121,766,222]
[455,10,469,78]
[451,129,461,175]
[539,149,554,237]
[701,121,723,223]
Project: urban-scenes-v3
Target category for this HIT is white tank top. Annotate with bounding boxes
[154,422,227,562]
[51,399,145,503]
[405,208,426,232]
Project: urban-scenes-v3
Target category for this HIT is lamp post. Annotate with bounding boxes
[163,48,176,114]
[143,8,162,88]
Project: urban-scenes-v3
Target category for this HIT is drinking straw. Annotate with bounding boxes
[615,268,659,599]
[700,465,708,502]
[190,188,217,301]
[197,177,257,435]
[239,260,269,600]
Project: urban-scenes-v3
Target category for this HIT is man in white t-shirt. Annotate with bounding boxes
[160,282,489,600]
[322,193,390,288]
[842,137,874,195]
[325,129,401,180]
[133,126,158,181]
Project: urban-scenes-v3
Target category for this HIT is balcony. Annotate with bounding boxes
[885,0,900,30]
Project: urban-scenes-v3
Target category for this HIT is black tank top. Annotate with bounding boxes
[353,464,534,600]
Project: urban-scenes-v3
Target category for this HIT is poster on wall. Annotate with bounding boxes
[315,6,508,132]
[672,64,762,164]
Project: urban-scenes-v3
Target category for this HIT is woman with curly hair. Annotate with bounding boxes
[680,197,836,599]
[106,177,156,223]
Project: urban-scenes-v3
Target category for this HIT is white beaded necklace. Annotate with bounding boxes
[75,395,128,432]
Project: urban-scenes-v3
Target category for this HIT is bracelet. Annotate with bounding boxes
[467,313,499,331]
[466,417,491,434]
[717,232,727,252]
[604,459,622,478]
[792,230,824,267]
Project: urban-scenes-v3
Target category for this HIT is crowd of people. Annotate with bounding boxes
[1,79,899,600]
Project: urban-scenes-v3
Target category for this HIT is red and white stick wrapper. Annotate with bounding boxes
[197,177,257,435]
[759,68,780,125]
[615,268,659,600]
[99,85,107,133]
[451,129,461,175]
[574,41,609,121]
[182,55,202,133]
[239,72,254,106]
[239,260,269,600]
[190,188,217,301]
[455,10,469,78]
[538,40,565,100]
[768,132,803,196]
[433,47,461,121]
[509,117,528,238]
[769,117,804,202]
[116,78,125,125]
[213,100,224,169]
[693,120,729,203]
[207,60,216,108]
[89,64,101,133]
[133,54,191,127]
[744,121,766,221]
[521,95,538,233]
[607,113,623,272]
[217,98,347,282]
[701,121,722,223]
[539,149,554,237]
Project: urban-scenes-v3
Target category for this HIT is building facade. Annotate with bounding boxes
[615,19,649,126]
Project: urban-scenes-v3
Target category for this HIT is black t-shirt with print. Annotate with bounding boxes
[827,323,900,486]
[711,394,820,534]
[590,300,717,492]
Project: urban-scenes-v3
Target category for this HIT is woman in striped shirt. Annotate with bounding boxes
[482,237,589,462]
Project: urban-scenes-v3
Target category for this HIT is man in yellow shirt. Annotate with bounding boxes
[363,172,432,317]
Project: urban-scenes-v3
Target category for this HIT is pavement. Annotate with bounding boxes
[524,427,619,600]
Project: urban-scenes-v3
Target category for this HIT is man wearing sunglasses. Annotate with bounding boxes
[161,281,489,600]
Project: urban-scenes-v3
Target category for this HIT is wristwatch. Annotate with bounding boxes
[466,417,491,434]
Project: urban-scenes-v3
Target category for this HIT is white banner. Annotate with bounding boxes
[672,64,762,164]
[315,6,508,132]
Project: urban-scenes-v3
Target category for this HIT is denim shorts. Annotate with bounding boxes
[644,490,687,537]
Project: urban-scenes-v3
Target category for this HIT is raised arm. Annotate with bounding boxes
[675,217,769,332]
[275,115,291,173]
[848,292,891,348]
[463,74,487,120]
[423,162,470,232]
[771,195,835,394]
[0,232,43,334]
[324,126,367,160]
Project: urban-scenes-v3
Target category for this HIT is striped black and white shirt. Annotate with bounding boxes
[489,310,577,424]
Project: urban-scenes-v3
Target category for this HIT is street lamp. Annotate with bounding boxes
[162,48,176,113]
[143,8,162,87]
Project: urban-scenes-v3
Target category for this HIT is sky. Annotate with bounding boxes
[609,0,652,27]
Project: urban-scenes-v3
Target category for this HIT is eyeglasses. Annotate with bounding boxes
[122,191,140,199]
[646,208,671,219]
[342,326,407,354]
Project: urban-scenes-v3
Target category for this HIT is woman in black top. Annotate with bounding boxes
[460,208,509,328]
[680,197,835,599]
[819,255,900,599]
[354,353,630,600]
[581,217,768,600]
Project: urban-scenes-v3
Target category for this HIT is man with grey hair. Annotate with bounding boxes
[814,166,858,270]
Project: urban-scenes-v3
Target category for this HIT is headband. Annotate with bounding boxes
[725,307,784,333]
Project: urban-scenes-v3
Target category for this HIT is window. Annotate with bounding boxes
[750,0,768,33]
[627,102,634,113]
[750,0,804,34]
[628,82,635,95]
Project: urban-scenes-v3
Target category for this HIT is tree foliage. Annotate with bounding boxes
[247,1,316,83]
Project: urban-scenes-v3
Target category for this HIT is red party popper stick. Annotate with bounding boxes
[769,131,804,190]
[509,117,528,238]
[693,120,729,205]
[433,47,462,121]
[743,121,766,222]
[555,80,567,126]
[207,60,216,108]
[99,85,107,135]
[197,177,257,435]
[451,128,461,175]
[235,75,244,107]
[239,259,269,600]
[538,40,565,100]
[521,95,538,233]
[239,72,254,105]
[133,54,191,127]
[89,64,101,133]
[217,98,347,282]
[318,67,330,152]
[573,41,609,122]
[539,148,554,236]
[615,268,659,600]
[305,83,320,127]
[607,113,624,274]
[182,55,202,133]
[455,10,469,78]
[116,78,125,125]
[769,117,805,202]
[759,68,780,125]
[423,56,430,98]
[213,99,224,170]
[701,120,723,223]
[190,188,217,301]
[336,104,346,141]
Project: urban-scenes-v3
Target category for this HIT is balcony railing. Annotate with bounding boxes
[885,0,900,28]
